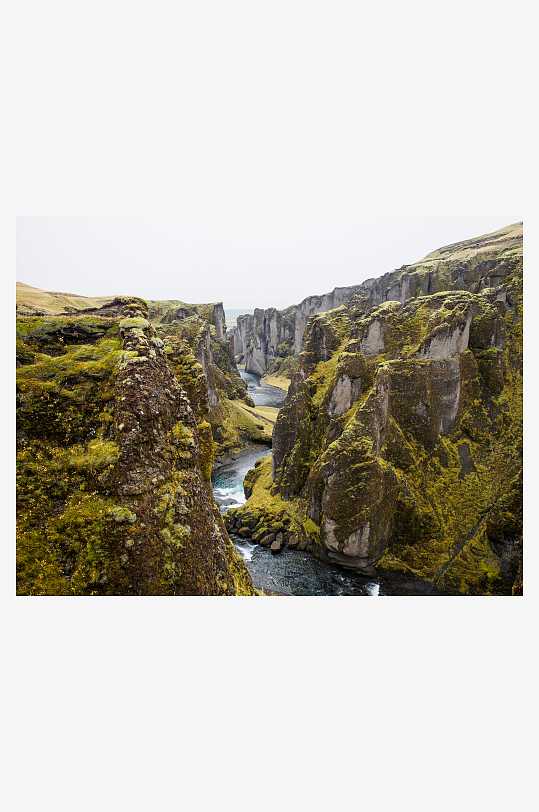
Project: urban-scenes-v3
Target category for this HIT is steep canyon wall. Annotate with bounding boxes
[226,223,523,595]
[16,296,256,595]
[230,223,523,380]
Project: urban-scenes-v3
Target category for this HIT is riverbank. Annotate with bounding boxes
[260,373,290,392]
[212,443,271,472]
[214,448,448,595]
[211,447,386,595]
[232,401,279,438]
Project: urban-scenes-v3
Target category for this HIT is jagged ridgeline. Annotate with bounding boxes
[228,223,523,595]
[16,293,257,595]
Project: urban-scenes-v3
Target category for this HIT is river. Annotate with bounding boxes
[237,368,287,408]
[212,369,425,595]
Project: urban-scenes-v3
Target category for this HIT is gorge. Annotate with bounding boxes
[16,222,523,595]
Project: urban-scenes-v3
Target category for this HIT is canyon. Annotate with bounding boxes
[231,223,522,377]
[16,222,523,595]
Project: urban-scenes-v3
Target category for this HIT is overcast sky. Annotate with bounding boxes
[16,216,521,311]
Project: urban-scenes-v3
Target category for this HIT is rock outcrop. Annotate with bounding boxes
[228,223,523,595]
[150,299,227,341]
[16,297,256,595]
[233,305,297,376]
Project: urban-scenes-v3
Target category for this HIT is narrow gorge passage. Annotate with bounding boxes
[15,221,522,597]
[212,370,428,595]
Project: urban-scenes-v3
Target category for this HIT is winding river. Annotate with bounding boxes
[212,369,421,595]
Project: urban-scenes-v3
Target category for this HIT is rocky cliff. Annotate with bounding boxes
[148,299,227,340]
[146,300,273,459]
[230,223,523,382]
[232,288,364,377]
[225,223,523,595]
[234,305,296,376]
[16,296,256,595]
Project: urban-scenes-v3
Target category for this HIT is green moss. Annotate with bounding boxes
[17,491,127,595]
[17,307,256,596]
[197,421,214,481]
[109,506,137,524]
[233,456,321,550]
[208,398,273,459]
[119,317,150,331]
[173,422,195,447]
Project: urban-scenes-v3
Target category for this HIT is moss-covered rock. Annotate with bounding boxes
[16,301,256,596]
[148,302,261,461]
[232,227,523,595]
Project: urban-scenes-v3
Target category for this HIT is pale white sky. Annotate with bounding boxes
[16,216,521,312]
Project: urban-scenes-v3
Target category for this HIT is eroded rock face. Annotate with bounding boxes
[327,374,362,418]
[152,300,227,340]
[231,224,523,595]
[417,310,472,360]
[293,286,364,355]
[323,519,377,575]
[230,223,523,380]
[233,306,296,375]
[359,318,386,356]
[16,298,256,596]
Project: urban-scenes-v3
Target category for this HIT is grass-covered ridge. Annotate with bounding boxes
[16,281,126,315]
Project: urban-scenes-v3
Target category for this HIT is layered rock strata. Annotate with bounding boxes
[229,224,523,595]
[16,297,256,595]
